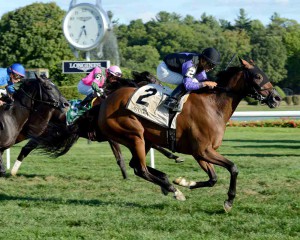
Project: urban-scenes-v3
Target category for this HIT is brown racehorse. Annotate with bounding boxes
[96,59,281,212]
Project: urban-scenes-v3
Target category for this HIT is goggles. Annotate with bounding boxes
[108,69,122,78]
[12,72,23,80]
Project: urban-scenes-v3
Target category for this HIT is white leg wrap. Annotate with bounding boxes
[11,160,22,176]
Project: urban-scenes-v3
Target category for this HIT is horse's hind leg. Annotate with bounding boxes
[11,139,38,176]
[129,140,185,201]
[108,140,128,179]
[152,144,184,163]
[0,151,6,177]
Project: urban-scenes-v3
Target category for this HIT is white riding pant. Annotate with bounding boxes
[77,80,93,96]
[156,62,183,85]
[0,89,7,97]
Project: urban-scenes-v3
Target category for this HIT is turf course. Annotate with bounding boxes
[0,127,299,239]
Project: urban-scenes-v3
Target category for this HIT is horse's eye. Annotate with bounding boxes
[254,73,263,85]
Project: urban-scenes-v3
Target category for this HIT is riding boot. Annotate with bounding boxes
[79,93,94,108]
[164,84,187,111]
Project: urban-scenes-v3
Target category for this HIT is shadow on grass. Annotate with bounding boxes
[0,193,168,210]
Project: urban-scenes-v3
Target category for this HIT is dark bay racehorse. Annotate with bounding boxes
[11,72,183,178]
[93,58,281,212]
[0,76,68,176]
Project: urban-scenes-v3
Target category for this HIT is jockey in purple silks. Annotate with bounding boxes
[157,47,221,111]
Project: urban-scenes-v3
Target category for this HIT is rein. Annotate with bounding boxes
[214,68,274,104]
[15,81,60,111]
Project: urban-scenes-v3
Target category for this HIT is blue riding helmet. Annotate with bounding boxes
[9,63,25,77]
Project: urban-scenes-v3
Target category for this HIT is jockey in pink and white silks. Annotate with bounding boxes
[156,47,221,111]
[78,65,122,107]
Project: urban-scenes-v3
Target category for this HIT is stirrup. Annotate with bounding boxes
[164,99,180,111]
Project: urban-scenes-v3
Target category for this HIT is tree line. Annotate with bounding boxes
[0,2,299,96]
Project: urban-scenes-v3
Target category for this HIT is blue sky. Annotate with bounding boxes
[0,0,299,25]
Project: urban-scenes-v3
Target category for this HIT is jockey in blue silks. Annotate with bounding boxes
[157,47,221,111]
[0,63,25,106]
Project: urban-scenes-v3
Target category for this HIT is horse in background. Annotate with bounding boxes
[0,76,68,176]
[95,58,281,212]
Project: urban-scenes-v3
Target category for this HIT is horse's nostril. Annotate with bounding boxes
[274,96,281,101]
[63,102,70,108]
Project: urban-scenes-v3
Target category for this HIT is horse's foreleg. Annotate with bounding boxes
[11,140,38,176]
[108,140,128,179]
[0,151,6,177]
[152,144,184,163]
[201,150,238,213]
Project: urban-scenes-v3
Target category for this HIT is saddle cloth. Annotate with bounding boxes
[126,84,188,129]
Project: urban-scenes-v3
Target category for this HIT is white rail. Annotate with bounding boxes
[232,111,300,117]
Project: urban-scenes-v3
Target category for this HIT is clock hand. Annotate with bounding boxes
[83,26,87,36]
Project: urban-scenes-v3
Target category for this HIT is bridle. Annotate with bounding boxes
[215,66,277,105]
[242,67,276,104]
[16,80,61,110]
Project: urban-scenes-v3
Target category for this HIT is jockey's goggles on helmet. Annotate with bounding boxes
[206,61,215,69]
[12,72,23,80]
[108,69,122,77]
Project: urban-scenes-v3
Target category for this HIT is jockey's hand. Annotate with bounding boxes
[203,81,217,89]
[0,100,5,106]
[91,82,100,92]
[96,88,104,97]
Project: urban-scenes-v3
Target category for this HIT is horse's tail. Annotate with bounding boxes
[33,121,80,158]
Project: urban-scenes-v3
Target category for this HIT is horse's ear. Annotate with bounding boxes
[239,58,253,69]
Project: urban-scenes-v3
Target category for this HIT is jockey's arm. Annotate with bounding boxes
[182,60,217,90]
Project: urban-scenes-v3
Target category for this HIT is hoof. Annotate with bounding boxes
[223,200,233,213]
[174,189,186,201]
[175,157,184,163]
[160,187,169,196]
[173,177,196,187]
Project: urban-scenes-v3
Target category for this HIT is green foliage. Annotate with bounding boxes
[244,96,259,105]
[59,85,83,100]
[0,2,75,84]
[121,45,160,74]
[274,85,286,98]
[292,95,300,105]
[1,4,300,94]
[284,96,293,105]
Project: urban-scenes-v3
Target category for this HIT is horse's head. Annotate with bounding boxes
[240,58,281,108]
[17,75,69,111]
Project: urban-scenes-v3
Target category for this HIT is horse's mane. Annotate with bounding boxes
[215,67,242,88]
[104,71,160,94]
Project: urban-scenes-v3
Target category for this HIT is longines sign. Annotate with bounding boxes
[62,60,110,73]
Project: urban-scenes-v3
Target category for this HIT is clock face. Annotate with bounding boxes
[63,3,107,51]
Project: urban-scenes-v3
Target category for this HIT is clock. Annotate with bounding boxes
[63,3,108,51]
